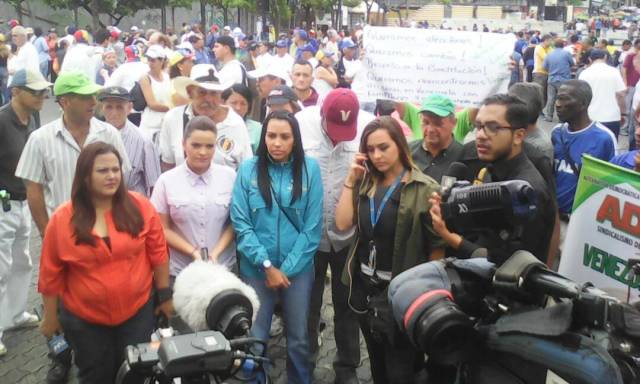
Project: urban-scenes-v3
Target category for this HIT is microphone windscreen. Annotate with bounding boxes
[444,162,469,181]
[173,261,260,331]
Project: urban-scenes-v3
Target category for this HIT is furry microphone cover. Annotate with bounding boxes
[173,261,260,331]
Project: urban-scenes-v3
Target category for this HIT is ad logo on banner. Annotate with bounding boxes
[362,26,514,106]
[558,155,640,300]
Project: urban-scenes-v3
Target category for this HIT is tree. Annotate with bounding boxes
[42,0,167,29]
[211,0,256,26]
[299,0,358,28]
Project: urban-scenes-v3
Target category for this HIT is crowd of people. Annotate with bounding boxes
[0,16,639,384]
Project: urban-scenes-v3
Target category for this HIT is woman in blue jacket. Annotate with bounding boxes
[231,110,323,384]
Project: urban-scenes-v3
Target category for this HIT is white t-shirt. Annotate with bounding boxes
[270,54,295,74]
[13,42,40,75]
[60,43,102,82]
[105,61,150,91]
[343,58,367,101]
[578,61,627,123]
[159,104,253,170]
[256,53,273,69]
[217,59,245,85]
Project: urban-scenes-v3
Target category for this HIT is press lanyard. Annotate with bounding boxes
[369,170,406,229]
[366,170,406,272]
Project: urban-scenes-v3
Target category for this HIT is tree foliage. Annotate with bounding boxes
[41,0,191,27]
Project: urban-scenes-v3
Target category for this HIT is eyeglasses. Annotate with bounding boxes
[20,87,48,97]
[473,122,515,137]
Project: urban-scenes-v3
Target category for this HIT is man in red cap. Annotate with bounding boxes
[296,89,375,383]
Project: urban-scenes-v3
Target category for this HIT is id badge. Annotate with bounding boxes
[368,240,377,270]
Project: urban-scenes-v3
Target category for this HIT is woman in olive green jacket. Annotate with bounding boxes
[335,116,445,384]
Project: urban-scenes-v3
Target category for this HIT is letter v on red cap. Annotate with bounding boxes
[321,89,359,143]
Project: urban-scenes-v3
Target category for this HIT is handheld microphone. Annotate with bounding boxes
[440,162,470,196]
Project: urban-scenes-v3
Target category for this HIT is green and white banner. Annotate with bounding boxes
[558,155,640,301]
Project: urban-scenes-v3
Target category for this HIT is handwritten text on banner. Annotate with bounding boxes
[363,26,515,106]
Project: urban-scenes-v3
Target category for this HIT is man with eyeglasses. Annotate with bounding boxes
[0,69,50,357]
[430,94,556,265]
[406,94,464,183]
[159,64,251,172]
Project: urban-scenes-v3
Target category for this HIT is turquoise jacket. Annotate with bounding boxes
[231,156,323,279]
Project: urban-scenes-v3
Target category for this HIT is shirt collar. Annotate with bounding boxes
[54,116,106,136]
[421,137,456,158]
[183,162,213,186]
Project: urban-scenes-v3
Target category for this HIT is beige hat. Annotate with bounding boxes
[11,26,27,36]
[173,64,232,97]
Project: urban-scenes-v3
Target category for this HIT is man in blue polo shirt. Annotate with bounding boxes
[552,80,617,218]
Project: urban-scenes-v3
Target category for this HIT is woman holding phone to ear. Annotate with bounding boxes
[335,116,445,384]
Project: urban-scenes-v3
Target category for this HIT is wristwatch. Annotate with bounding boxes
[262,259,273,270]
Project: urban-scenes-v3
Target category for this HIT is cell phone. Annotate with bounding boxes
[362,161,370,173]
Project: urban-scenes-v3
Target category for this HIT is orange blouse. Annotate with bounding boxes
[39,192,168,326]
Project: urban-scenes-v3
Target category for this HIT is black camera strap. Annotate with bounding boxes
[270,184,301,234]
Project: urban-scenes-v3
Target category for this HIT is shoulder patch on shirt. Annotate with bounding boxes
[217,135,236,154]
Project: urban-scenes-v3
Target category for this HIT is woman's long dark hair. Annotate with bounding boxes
[255,110,306,209]
[70,142,144,246]
[359,116,416,182]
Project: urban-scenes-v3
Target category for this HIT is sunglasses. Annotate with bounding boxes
[20,87,48,97]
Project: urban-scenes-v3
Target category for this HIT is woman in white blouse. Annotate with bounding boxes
[151,116,237,280]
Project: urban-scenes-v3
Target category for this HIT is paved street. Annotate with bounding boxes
[0,96,631,383]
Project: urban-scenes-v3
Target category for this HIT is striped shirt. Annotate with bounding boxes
[15,117,130,215]
[120,120,161,196]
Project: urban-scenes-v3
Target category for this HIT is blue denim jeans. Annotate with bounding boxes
[244,267,314,384]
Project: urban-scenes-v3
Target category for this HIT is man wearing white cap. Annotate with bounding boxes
[159,64,252,171]
[8,26,39,77]
[248,63,291,120]
[0,69,50,357]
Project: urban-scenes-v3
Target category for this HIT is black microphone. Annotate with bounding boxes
[440,162,470,196]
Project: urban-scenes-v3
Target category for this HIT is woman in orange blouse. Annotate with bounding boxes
[38,142,171,384]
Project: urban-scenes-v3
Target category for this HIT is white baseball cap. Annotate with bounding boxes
[248,64,292,86]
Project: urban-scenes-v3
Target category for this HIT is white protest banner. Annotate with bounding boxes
[558,155,640,301]
[362,26,514,106]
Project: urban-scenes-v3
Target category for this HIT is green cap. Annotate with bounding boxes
[419,94,455,117]
[54,71,102,97]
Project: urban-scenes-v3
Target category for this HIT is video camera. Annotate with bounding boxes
[438,162,538,234]
[116,262,268,384]
[389,251,640,383]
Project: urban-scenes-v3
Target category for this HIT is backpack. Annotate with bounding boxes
[130,75,149,112]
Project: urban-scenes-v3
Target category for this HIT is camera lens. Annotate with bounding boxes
[414,299,476,365]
